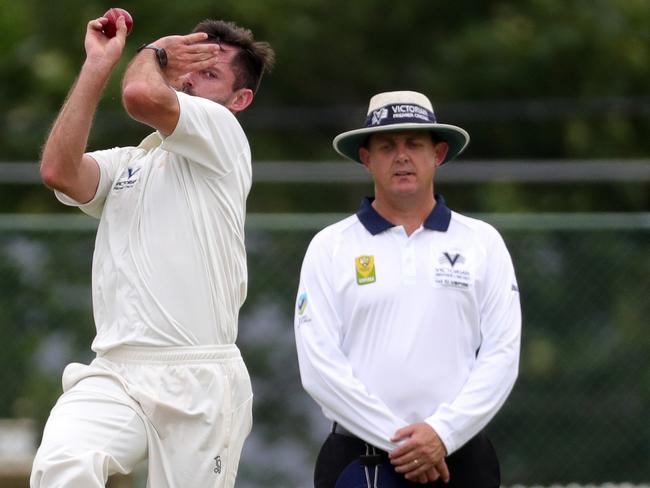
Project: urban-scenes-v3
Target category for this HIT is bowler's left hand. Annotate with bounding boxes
[153,33,222,81]
[389,423,450,483]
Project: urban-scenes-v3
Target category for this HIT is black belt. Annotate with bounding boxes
[331,422,356,437]
[331,422,386,467]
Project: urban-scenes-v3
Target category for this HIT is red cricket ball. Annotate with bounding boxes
[102,8,133,38]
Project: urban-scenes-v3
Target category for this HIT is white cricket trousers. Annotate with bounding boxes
[30,344,253,488]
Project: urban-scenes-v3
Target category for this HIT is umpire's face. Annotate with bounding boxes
[359,130,448,203]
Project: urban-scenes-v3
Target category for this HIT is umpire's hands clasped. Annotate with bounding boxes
[390,423,450,484]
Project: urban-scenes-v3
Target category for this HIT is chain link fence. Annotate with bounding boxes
[0,213,648,487]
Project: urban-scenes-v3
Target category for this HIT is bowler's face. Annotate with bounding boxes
[359,130,448,200]
[176,43,252,113]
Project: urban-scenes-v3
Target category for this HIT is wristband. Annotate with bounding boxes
[136,43,168,68]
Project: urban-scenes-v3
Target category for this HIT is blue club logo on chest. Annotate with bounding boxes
[435,250,471,289]
[439,252,465,267]
[113,166,142,191]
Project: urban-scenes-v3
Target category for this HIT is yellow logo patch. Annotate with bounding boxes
[355,255,376,285]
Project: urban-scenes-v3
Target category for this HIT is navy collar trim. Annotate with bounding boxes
[356,195,451,235]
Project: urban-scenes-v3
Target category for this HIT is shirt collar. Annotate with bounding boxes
[356,195,452,235]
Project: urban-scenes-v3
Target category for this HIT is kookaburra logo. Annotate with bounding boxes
[213,456,222,474]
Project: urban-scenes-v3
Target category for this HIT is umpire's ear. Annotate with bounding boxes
[359,146,372,172]
[433,141,449,167]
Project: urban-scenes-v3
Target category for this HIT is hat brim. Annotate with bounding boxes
[333,123,470,165]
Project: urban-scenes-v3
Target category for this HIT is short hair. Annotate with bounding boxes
[192,20,275,95]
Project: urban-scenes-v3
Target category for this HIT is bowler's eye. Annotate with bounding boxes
[203,70,218,79]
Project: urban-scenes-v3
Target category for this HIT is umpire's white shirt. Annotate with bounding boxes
[56,91,251,353]
[294,197,521,455]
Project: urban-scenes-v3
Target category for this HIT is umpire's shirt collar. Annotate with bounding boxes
[356,195,452,235]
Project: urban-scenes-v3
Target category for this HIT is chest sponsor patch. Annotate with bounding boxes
[355,255,376,285]
[434,250,472,289]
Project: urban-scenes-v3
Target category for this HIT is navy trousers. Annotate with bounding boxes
[314,430,500,488]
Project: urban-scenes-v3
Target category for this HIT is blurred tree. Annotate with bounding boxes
[1,0,648,159]
[1,2,649,486]
[0,232,95,423]
[1,0,648,215]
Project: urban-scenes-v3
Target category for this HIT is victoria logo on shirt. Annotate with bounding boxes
[439,252,465,268]
[435,250,471,289]
[113,165,142,191]
[355,255,376,285]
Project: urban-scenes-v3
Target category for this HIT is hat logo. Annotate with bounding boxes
[370,107,389,126]
[364,103,436,128]
[391,104,432,122]
[333,91,470,165]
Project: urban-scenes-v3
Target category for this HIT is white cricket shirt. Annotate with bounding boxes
[294,196,521,455]
[56,91,251,353]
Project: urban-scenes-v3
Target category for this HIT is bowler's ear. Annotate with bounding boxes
[434,141,449,167]
[359,147,372,171]
[226,88,254,113]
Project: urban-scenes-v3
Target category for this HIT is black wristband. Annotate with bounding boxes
[136,43,168,68]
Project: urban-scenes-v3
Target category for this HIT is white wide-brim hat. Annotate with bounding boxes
[333,91,470,165]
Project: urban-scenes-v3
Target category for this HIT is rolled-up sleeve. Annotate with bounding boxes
[54,149,128,219]
[160,91,250,177]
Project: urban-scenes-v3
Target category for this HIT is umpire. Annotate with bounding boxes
[294,91,521,487]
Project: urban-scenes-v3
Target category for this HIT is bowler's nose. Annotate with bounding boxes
[182,74,193,88]
[177,74,194,95]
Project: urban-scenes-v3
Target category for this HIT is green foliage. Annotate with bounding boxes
[0,231,95,423]
[1,0,649,160]
[490,229,650,483]
[0,2,649,484]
